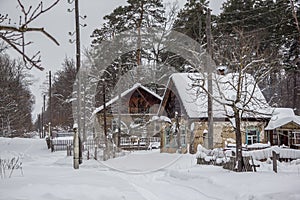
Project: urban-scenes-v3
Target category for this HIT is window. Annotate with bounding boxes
[273,132,278,145]
[180,128,186,147]
[246,128,259,145]
[165,126,171,147]
[292,132,300,144]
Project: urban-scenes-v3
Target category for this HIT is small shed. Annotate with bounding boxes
[265,108,300,148]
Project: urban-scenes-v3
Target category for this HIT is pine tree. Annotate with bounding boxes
[166,0,211,72]
[173,0,209,43]
[90,0,167,100]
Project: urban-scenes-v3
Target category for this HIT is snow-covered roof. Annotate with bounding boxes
[265,108,300,130]
[163,73,271,119]
[93,83,162,115]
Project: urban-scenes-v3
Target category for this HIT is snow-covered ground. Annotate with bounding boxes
[1,137,300,200]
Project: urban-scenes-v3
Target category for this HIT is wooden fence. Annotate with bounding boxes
[50,137,160,152]
[50,138,73,151]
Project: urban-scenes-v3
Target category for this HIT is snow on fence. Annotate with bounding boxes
[120,137,160,150]
[244,146,300,161]
[196,144,300,172]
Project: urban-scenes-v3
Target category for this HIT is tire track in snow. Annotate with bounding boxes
[108,167,223,200]
[172,182,223,200]
[94,153,185,174]
[130,183,161,200]
[160,175,224,200]
[102,170,163,200]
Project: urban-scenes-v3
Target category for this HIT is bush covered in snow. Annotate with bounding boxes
[196,145,231,165]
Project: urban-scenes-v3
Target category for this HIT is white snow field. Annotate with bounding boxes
[1,137,300,200]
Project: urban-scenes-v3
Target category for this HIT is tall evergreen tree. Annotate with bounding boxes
[90,0,167,102]
[168,0,211,72]
[173,0,209,44]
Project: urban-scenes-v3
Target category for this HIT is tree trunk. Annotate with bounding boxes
[293,71,297,111]
[136,2,144,66]
[235,110,243,172]
[103,82,108,160]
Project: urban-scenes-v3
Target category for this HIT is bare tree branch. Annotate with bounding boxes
[290,0,300,34]
[0,0,60,71]
[0,25,59,46]
[0,34,43,70]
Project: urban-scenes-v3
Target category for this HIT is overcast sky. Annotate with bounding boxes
[0,0,225,121]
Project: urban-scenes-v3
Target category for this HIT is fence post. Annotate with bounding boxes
[251,156,257,172]
[51,140,54,152]
[73,125,79,169]
[67,145,70,156]
[94,145,97,160]
[272,150,279,173]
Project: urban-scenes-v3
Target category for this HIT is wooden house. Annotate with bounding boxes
[158,73,272,153]
[265,108,300,149]
[94,83,162,146]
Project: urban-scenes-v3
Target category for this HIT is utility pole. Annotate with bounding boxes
[206,8,214,149]
[69,0,82,169]
[38,114,41,138]
[42,94,45,138]
[49,70,52,138]
[117,65,121,148]
[75,0,83,166]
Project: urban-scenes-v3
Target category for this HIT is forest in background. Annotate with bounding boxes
[0,0,299,136]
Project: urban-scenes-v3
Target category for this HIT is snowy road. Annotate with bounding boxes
[1,137,300,200]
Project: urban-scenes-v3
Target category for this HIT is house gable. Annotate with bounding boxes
[158,79,188,119]
[158,73,271,121]
[127,87,161,114]
[94,83,163,138]
[93,83,162,115]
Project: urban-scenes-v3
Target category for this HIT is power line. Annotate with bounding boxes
[212,32,300,48]
[220,3,287,16]
[217,4,289,26]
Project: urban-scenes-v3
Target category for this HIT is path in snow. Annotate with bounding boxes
[1,137,300,200]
